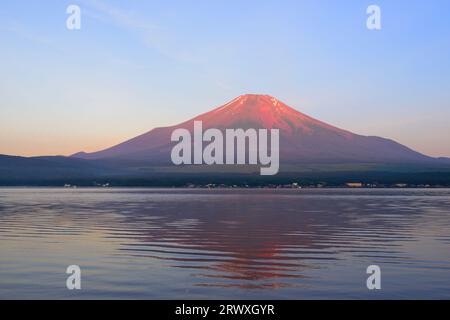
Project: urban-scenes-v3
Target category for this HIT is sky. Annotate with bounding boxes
[1,0,449,157]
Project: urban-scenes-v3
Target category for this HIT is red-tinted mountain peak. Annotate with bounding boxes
[192,94,350,137]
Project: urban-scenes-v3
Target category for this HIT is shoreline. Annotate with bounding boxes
[1,186,450,190]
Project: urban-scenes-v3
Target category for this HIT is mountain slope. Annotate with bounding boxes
[72,94,434,164]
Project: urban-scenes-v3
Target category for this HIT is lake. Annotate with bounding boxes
[0,188,449,299]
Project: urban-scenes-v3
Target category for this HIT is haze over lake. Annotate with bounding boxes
[1,188,449,299]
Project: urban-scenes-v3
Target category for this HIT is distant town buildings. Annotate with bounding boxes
[394,183,407,188]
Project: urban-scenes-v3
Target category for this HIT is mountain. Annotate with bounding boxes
[73,94,434,164]
[0,154,126,184]
[3,94,450,187]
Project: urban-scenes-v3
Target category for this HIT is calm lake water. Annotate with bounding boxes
[0,188,449,299]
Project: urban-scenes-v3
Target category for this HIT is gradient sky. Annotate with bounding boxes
[1,0,449,157]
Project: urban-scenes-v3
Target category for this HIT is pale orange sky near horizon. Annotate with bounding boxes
[1,94,449,158]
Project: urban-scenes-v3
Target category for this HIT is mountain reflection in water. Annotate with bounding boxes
[0,188,449,299]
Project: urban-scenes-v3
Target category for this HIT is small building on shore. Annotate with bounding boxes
[346,182,363,188]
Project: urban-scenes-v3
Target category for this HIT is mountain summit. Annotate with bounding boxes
[190,94,352,137]
[73,94,433,164]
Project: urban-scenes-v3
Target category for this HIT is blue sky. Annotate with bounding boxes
[1,0,449,157]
